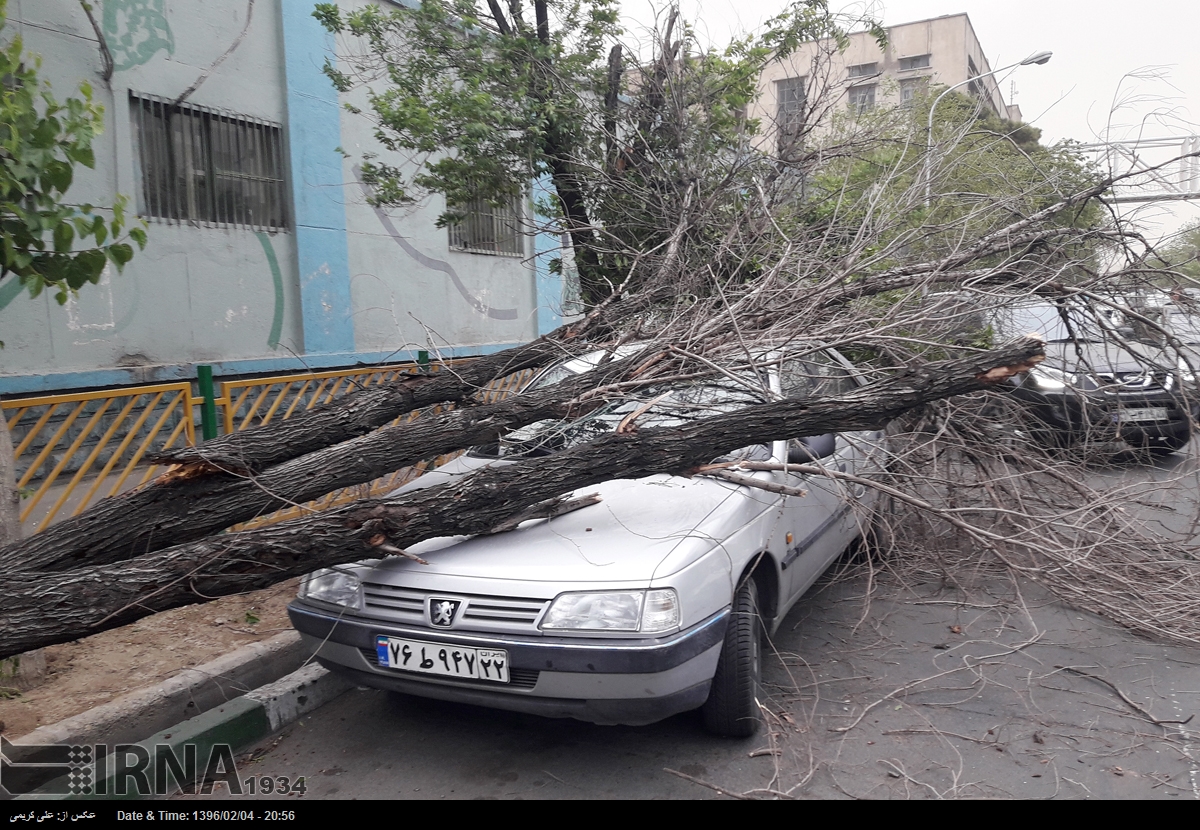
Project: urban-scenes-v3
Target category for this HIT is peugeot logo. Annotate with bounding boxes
[429,598,463,628]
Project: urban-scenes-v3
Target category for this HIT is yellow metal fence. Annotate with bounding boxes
[2,360,532,534]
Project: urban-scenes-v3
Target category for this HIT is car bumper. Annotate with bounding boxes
[1015,389,1196,445]
[288,601,728,726]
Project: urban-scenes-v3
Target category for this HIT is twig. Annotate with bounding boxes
[482,493,602,534]
[366,535,429,565]
[663,768,754,800]
[1054,665,1195,726]
[832,633,1043,733]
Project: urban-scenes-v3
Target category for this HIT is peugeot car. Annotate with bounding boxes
[288,348,888,737]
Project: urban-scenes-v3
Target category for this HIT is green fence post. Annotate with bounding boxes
[418,350,431,374]
[197,365,219,441]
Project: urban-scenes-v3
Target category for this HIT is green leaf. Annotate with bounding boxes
[107,243,134,268]
[91,214,106,245]
[53,221,74,253]
[45,160,73,193]
[66,146,95,169]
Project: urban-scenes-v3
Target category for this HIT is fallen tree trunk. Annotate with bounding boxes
[157,330,593,472]
[2,354,646,573]
[0,339,1044,658]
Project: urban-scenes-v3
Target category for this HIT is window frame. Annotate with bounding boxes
[776,76,807,128]
[898,54,931,71]
[447,191,527,257]
[129,93,289,232]
[848,84,876,114]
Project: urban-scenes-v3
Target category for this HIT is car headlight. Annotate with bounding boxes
[540,589,680,633]
[1029,365,1074,390]
[300,568,362,609]
[1179,356,1196,384]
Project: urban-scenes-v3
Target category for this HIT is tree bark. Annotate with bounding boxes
[0,339,1044,659]
[0,355,642,573]
[157,331,590,471]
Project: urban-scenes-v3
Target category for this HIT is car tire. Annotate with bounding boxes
[701,577,763,738]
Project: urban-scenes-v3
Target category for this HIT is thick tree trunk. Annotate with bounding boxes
[0,340,1044,659]
[1,355,642,573]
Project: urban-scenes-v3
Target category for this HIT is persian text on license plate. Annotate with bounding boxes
[375,636,509,683]
[1119,407,1170,422]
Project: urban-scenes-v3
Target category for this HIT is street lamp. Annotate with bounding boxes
[923,51,1053,207]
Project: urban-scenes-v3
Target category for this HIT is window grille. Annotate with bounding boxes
[447,193,525,256]
[847,62,878,78]
[899,54,931,71]
[130,93,288,231]
[848,84,876,113]
[900,78,927,105]
[776,77,807,130]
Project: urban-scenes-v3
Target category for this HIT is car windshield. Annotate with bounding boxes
[990,303,1120,343]
[496,376,768,460]
[1166,312,1200,344]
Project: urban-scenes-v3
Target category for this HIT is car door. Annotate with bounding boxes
[776,352,874,606]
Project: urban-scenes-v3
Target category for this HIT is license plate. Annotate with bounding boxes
[1119,407,1170,422]
[375,636,509,683]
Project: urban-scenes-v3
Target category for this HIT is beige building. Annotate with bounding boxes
[755,13,1023,142]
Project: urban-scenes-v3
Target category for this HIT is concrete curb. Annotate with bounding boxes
[6,631,308,766]
[14,663,353,799]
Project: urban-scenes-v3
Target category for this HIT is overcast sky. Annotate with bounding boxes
[619,0,1200,238]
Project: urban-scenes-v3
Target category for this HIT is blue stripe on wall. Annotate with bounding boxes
[280,0,356,354]
[0,343,530,397]
[532,174,564,336]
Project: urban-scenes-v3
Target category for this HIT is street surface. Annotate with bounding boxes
[176,449,1200,800]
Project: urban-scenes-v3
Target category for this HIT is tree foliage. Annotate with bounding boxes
[0,0,146,306]
[312,0,876,304]
[1156,220,1200,282]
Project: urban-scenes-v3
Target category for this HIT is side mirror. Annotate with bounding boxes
[787,433,836,464]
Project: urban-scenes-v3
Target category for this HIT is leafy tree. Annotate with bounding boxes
[794,86,1104,275]
[1155,221,1200,282]
[0,0,146,307]
[312,0,866,305]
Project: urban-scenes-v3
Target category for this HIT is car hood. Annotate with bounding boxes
[363,470,774,586]
[1042,340,1169,375]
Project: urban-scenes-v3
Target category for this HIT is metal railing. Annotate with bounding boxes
[2,359,533,535]
[3,383,197,533]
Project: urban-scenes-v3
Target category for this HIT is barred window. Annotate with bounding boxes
[899,54,931,71]
[848,84,876,114]
[900,78,928,105]
[130,94,288,230]
[776,76,806,130]
[847,62,877,78]
[448,193,525,256]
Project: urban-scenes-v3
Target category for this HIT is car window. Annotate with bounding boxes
[498,379,767,459]
[1165,310,1200,344]
[990,303,1118,343]
[780,353,859,399]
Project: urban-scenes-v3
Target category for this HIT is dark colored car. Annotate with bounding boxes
[989,301,1195,453]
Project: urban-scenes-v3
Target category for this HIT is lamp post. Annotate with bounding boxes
[923,51,1052,207]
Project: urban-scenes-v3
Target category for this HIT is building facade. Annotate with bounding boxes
[0,0,569,396]
[755,12,1023,142]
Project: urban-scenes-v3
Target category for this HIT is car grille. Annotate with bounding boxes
[357,648,540,689]
[1092,370,1171,393]
[361,583,549,632]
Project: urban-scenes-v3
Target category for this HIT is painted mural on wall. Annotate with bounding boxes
[102,0,175,71]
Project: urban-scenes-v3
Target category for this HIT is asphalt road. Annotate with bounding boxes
[175,449,1200,800]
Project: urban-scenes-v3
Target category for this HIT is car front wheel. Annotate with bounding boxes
[701,577,763,737]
